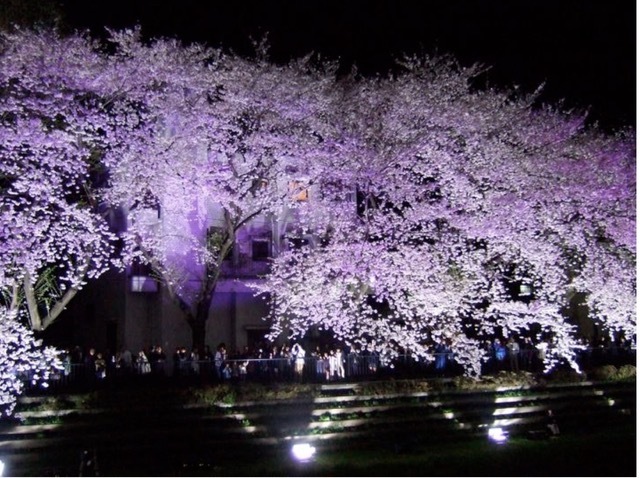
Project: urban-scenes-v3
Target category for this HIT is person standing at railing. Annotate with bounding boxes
[328,350,338,380]
[172,347,184,378]
[84,348,97,384]
[335,347,345,380]
[137,350,151,375]
[435,342,447,374]
[507,337,520,372]
[269,345,281,380]
[291,343,306,381]
[322,352,330,381]
[493,338,507,371]
[313,346,324,381]
[62,350,72,377]
[150,345,167,377]
[118,348,133,375]
[521,338,534,371]
[214,343,227,381]
[237,346,250,381]
[189,348,200,376]
[95,353,107,380]
[281,344,293,380]
[347,347,359,377]
[201,345,214,378]
[535,340,548,373]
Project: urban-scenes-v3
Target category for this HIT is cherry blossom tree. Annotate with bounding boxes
[256,56,636,375]
[0,29,125,412]
[0,29,123,331]
[0,26,633,377]
[0,27,338,353]
[103,33,340,351]
[0,308,61,416]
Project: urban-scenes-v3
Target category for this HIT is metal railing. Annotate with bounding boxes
[20,345,636,394]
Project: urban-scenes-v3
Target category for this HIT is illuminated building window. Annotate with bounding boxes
[289,180,309,201]
[519,284,532,297]
[130,258,158,293]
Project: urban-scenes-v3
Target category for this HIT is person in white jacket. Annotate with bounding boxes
[291,343,306,380]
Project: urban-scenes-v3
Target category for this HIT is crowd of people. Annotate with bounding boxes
[52,333,635,389]
[56,341,384,386]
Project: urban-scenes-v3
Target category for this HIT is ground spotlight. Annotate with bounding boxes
[291,443,316,462]
[488,427,509,444]
[0,458,5,476]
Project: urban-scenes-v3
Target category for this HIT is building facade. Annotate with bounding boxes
[50,179,333,360]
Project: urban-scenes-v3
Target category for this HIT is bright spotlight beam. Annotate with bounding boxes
[291,443,316,462]
[488,427,509,444]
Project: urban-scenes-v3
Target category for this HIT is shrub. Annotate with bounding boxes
[191,384,237,405]
[592,365,619,381]
[235,382,316,402]
[452,371,537,391]
[615,365,636,381]
[356,379,431,396]
[543,367,586,383]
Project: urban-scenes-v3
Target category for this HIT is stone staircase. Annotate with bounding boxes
[0,379,634,476]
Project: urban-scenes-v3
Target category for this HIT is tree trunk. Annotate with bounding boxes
[189,317,207,354]
[171,222,233,354]
[190,294,214,353]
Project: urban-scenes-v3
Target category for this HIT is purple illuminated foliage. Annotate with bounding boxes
[0,309,61,417]
[0,29,635,381]
[0,29,120,331]
[255,56,636,375]
[102,33,339,351]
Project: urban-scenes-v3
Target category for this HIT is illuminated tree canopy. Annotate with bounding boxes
[101,33,339,351]
[0,29,119,331]
[255,57,636,375]
[0,28,635,380]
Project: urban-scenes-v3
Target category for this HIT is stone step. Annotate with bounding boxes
[1,380,634,476]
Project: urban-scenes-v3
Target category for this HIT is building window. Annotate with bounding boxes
[252,238,270,261]
[130,258,158,292]
[130,275,158,293]
[519,284,533,297]
[286,236,309,250]
[289,180,309,202]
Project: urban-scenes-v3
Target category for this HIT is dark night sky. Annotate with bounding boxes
[59,0,636,131]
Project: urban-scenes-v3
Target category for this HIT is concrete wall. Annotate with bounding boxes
[118,276,272,357]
